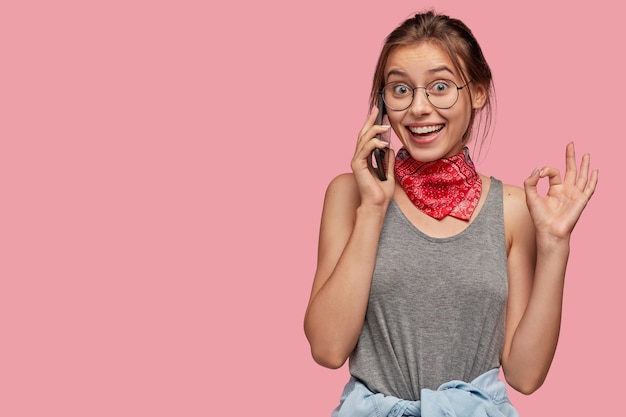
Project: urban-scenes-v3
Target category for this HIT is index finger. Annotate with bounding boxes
[358,106,379,140]
[563,142,578,185]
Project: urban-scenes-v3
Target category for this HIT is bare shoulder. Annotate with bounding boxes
[502,183,529,217]
[323,172,361,214]
[312,173,362,291]
[501,182,534,248]
[326,172,358,194]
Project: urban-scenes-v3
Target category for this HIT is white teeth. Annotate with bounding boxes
[409,125,443,134]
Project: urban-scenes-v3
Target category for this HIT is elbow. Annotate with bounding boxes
[505,373,546,396]
[502,356,550,395]
[309,345,349,369]
[304,320,351,369]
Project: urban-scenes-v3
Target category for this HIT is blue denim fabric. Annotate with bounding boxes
[331,368,519,417]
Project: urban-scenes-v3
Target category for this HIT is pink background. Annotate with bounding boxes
[1,0,622,415]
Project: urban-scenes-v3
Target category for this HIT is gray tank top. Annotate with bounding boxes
[349,178,507,401]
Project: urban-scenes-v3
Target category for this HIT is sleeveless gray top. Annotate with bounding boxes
[349,178,508,401]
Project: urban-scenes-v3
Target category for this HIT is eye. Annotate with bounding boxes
[428,80,452,95]
[390,83,412,96]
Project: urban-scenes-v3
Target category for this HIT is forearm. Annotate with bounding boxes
[504,236,570,393]
[304,205,386,368]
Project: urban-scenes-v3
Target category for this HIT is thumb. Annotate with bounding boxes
[386,147,396,177]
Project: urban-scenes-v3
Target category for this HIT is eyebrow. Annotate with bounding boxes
[386,66,456,82]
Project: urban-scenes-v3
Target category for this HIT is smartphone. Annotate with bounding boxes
[372,92,389,181]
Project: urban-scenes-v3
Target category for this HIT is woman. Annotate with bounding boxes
[304,10,598,416]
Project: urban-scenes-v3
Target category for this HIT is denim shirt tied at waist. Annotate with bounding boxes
[331,368,519,417]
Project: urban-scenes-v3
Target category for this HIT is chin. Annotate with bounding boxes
[402,143,461,163]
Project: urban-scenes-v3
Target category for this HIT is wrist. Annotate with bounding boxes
[535,232,571,256]
[356,203,389,221]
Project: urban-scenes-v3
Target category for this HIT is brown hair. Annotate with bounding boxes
[370,10,495,148]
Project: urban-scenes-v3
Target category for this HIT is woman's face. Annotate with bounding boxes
[383,42,486,162]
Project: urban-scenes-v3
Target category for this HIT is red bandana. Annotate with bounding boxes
[394,147,482,221]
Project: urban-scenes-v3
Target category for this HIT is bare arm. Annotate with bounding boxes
[502,142,598,394]
[304,107,394,369]
[304,175,386,368]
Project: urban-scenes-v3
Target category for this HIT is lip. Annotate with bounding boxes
[405,123,445,145]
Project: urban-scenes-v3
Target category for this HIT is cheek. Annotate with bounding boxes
[387,113,405,130]
[448,105,472,130]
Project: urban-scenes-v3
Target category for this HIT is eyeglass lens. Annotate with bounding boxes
[382,79,460,110]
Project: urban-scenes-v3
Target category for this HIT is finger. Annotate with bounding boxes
[356,126,392,157]
[584,169,599,199]
[353,127,392,174]
[356,109,391,160]
[523,167,541,202]
[575,153,591,190]
[563,142,578,185]
[539,166,562,187]
[366,149,374,171]
[357,106,379,144]
[386,147,396,177]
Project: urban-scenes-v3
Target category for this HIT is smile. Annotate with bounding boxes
[409,124,444,135]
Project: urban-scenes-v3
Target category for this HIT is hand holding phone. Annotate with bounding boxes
[372,92,389,181]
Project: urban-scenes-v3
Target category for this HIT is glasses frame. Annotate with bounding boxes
[380,79,472,111]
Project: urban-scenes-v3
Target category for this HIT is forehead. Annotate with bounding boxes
[384,42,460,80]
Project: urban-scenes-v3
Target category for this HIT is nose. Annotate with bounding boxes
[408,87,432,115]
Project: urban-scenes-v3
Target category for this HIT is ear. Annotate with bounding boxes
[471,83,487,110]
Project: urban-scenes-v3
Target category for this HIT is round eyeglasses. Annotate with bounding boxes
[380,79,471,110]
